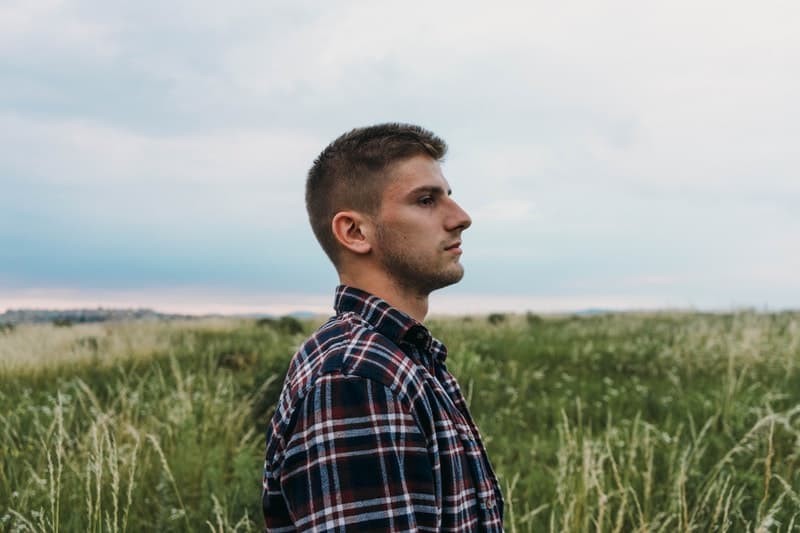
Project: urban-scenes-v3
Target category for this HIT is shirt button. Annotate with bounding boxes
[481,496,496,510]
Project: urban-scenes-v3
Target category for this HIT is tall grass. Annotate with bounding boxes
[434,311,800,531]
[1,320,294,531]
[1,311,799,531]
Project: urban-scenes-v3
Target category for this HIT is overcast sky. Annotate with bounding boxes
[1,1,798,315]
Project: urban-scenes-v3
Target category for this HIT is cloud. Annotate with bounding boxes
[0,0,116,58]
[1,1,799,310]
[1,112,320,184]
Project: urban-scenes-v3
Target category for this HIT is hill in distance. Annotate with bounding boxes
[0,307,316,326]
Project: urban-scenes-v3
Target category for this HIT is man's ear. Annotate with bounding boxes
[331,211,373,255]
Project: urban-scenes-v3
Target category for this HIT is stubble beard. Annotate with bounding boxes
[374,223,465,297]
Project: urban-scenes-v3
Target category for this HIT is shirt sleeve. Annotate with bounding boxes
[278,374,438,532]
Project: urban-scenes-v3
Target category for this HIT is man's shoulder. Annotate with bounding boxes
[283,311,427,403]
[266,311,433,460]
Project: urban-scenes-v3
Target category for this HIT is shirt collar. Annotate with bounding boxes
[334,285,443,361]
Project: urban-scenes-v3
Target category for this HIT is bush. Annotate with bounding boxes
[487,313,507,325]
[256,315,305,335]
[277,316,304,335]
[256,317,277,328]
[526,312,543,326]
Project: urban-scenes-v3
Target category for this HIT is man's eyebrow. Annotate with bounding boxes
[407,185,452,196]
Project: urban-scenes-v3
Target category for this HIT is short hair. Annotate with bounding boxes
[306,123,448,266]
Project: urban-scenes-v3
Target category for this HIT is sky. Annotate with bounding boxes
[1,0,799,315]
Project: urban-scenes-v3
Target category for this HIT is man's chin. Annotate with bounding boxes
[431,267,465,292]
[383,260,465,294]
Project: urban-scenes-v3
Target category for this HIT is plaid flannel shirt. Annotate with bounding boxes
[262,285,504,532]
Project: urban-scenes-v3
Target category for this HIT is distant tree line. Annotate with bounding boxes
[0,308,194,326]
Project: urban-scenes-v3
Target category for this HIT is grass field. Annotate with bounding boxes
[1,311,799,532]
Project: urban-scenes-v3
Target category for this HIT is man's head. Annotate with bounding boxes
[306,123,471,295]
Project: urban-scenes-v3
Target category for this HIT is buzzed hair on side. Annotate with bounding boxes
[306,123,448,267]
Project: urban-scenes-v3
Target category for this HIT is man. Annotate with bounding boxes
[262,123,504,531]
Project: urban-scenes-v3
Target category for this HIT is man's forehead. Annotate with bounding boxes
[384,155,450,194]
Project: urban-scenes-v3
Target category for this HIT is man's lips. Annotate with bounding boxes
[444,241,462,253]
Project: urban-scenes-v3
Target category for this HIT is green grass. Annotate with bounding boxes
[1,311,799,531]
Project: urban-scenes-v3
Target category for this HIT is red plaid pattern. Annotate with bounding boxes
[262,285,504,532]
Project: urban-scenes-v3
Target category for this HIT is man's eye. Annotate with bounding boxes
[418,196,435,206]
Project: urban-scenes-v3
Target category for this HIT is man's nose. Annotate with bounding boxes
[447,199,472,231]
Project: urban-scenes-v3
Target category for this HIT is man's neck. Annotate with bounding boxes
[339,272,429,322]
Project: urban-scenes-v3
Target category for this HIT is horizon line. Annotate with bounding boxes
[1,287,795,317]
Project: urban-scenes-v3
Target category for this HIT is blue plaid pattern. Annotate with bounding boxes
[262,285,504,532]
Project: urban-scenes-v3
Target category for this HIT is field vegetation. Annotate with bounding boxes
[1,310,799,531]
